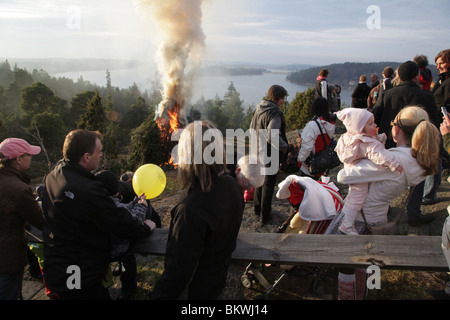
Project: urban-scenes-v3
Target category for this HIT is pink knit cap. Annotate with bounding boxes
[0,138,41,160]
[336,108,373,134]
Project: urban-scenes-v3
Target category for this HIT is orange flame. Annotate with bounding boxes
[168,104,182,133]
[156,102,182,168]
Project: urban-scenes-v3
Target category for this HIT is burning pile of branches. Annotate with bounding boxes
[156,100,183,168]
[138,0,206,167]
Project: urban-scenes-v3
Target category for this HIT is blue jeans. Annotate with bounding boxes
[0,269,23,300]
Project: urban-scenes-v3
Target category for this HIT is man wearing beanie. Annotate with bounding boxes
[373,60,439,148]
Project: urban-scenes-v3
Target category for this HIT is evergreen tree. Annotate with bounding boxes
[0,112,6,140]
[223,82,245,129]
[127,115,164,169]
[6,81,21,112]
[13,65,34,88]
[102,70,120,163]
[70,90,96,129]
[0,60,13,86]
[102,121,120,166]
[241,105,255,131]
[77,90,106,133]
[285,88,314,131]
[105,69,113,111]
[20,82,68,127]
[123,96,151,129]
[201,96,229,134]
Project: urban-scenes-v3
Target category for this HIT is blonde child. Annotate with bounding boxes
[336,108,403,234]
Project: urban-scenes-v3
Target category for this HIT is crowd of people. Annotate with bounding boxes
[0,124,264,300]
[310,50,450,299]
[1,48,449,300]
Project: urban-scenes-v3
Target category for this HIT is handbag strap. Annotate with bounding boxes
[313,118,329,147]
[360,209,373,234]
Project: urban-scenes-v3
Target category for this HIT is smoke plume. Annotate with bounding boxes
[137,0,206,121]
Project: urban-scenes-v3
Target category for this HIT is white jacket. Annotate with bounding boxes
[297,118,335,176]
[337,146,425,224]
[276,175,341,221]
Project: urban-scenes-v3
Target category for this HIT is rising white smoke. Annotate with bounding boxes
[136,0,206,120]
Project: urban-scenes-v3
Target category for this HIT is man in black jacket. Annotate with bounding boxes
[42,129,154,299]
[373,61,440,227]
[373,60,439,149]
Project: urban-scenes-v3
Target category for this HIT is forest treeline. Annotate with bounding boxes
[286,61,439,87]
[0,59,322,177]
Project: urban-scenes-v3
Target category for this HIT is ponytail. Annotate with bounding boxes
[411,120,440,175]
[397,106,440,176]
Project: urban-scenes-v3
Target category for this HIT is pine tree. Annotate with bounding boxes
[102,70,120,162]
[105,69,113,111]
[223,82,245,129]
[285,88,314,131]
[77,90,106,132]
[127,115,164,169]
[70,90,96,129]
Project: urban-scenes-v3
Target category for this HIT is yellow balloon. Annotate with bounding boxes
[132,164,166,199]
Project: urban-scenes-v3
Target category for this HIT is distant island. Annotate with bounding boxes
[198,66,268,76]
[2,58,440,90]
[286,61,439,88]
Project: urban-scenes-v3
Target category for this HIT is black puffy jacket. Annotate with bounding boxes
[373,81,439,149]
[42,160,151,294]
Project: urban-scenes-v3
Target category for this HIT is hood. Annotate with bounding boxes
[336,108,373,134]
[256,99,278,112]
[276,175,341,221]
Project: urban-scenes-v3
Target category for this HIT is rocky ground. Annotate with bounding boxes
[22,130,450,300]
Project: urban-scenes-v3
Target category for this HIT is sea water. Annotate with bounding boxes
[52,68,353,108]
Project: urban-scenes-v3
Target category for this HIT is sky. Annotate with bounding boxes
[0,0,449,67]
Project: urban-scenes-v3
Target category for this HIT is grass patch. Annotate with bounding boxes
[130,256,165,300]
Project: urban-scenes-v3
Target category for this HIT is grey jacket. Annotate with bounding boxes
[250,99,288,155]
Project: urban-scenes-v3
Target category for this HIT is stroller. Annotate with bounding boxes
[240,175,344,299]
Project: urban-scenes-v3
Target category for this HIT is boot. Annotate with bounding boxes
[354,268,368,300]
[338,273,356,300]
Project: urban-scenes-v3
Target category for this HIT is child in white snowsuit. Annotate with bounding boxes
[335,108,403,234]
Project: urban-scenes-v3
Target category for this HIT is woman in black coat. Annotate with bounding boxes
[151,121,245,300]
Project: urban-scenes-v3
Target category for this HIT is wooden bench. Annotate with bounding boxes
[27,227,448,272]
[133,228,449,272]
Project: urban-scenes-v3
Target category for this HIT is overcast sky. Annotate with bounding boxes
[0,0,448,66]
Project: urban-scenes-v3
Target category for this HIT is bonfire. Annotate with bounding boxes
[156,101,183,168]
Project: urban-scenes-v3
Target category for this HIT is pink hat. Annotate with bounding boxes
[0,138,41,160]
[336,108,373,134]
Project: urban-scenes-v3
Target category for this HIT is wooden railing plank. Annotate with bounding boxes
[133,229,448,272]
[28,227,449,271]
